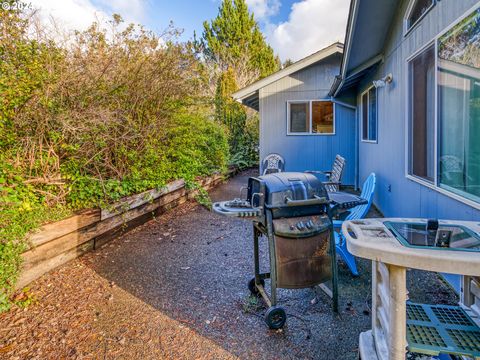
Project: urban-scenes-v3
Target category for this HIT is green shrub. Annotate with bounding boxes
[229,115,259,169]
[0,10,229,310]
[0,154,70,311]
[165,113,229,180]
[214,69,259,169]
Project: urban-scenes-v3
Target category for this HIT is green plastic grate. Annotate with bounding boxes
[447,329,480,352]
[432,306,476,326]
[407,324,447,348]
[407,303,430,322]
[406,302,480,358]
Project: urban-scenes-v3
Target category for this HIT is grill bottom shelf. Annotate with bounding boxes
[406,302,480,358]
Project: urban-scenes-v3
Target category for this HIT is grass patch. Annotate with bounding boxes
[242,295,263,314]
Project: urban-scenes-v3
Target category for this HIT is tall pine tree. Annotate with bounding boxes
[201,0,279,82]
[214,68,246,154]
[199,0,279,167]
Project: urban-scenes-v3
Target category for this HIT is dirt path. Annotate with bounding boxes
[0,170,457,359]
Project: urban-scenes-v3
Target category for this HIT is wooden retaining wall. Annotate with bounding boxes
[17,171,234,289]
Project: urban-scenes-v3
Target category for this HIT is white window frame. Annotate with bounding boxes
[286,100,336,136]
[405,2,480,209]
[403,0,436,36]
[360,85,378,143]
[406,41,437,184]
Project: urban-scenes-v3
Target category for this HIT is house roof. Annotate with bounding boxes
[232,42,344,110]
[330,0,398,96]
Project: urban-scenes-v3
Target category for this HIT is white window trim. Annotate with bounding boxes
[406,41,437,184]
[287,100,310,135]
[360,85,378,143]
[403,0,436,36]
[406,175,480,211]
[405,3,480,206]
[286,100,336,136]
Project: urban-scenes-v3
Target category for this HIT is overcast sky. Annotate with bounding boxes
[29,0,350,62]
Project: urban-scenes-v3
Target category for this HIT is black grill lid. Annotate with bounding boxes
[248,172,328,208]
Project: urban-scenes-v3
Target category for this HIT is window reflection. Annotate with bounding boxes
[438,7,480,201]
[312,101,334,134]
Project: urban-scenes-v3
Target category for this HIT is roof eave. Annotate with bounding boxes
[232,42,344,102]
[331,0,360,97]
[332,0,397,96]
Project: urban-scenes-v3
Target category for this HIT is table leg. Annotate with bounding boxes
[387,264,407,360]
[370,262,407,360]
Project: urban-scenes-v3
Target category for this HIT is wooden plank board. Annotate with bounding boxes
[94,195,188,249]
[18,171,234,288]
[28,209,100,248]
[100,179,185,220]
[22,223,98,270]
[22,188,188,270]
[17,239,94,289]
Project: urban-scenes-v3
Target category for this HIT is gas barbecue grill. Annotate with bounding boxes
[213,172,366,329]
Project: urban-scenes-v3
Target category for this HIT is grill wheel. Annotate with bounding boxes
[264,306,287,329]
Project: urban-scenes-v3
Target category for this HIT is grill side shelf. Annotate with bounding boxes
[212,201,262,219]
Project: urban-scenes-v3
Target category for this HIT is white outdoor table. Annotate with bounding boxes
[342,218,480,360]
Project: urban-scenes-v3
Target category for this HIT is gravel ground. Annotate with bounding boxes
[0,169,458,359]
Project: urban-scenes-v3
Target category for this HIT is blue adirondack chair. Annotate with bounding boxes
[334,173,376,276]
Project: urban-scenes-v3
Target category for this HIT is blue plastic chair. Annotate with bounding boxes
[334,173,376,276]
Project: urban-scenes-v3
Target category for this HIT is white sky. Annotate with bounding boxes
[262,0,350,61]
[28,0,350,62]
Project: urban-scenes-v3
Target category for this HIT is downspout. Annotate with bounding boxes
[258,88,263,175]
[329,97,358,189]
[355,106,359,190]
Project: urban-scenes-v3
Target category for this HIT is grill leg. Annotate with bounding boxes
[330,221,339,313]
[252,223,273,308]
[253,225,260,284]
[266,210,277,306]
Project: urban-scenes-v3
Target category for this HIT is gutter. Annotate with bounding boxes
[330,0,360,97]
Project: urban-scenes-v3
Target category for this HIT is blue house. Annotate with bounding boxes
[234,0,480,294]
[332,0,480,293]
[331,0,480,222]
[234,1,480,224]
[233,42,358,187]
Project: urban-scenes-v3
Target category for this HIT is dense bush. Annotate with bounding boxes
[0,10,229,310]
[229,115,259,169]
[165,113,229,180]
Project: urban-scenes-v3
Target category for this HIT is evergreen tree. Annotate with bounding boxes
[214,68,246,154]
[282,59,294,68]
[199,0,278,167]
[201,0,279,81]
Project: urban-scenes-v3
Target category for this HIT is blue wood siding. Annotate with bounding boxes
[258,56,356,184]
[354,0,480,220]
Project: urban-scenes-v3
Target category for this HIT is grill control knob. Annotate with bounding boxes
[296,222,306,231]
[305,220,314,229]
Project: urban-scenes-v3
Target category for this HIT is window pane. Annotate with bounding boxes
[289,102,309,133]
[362,93,368,140]
[312,101,334,134]
[408,0,434,29]
[438,7,480,201]
[409,44,435,181]
[368,87,377,141]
